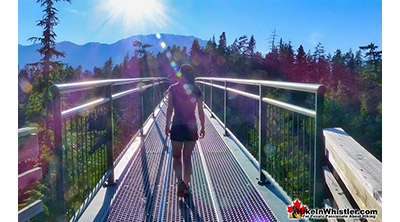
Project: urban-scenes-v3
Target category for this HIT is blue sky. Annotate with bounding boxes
[19,0,382,55]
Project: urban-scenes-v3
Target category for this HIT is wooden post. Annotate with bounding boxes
[51,86,66,222]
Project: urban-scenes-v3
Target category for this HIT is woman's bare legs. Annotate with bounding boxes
[172,140,195,186]
[172,141,184,183]
[182,141,195,186]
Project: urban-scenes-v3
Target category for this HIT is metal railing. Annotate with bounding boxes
[51,77,169,221]
[196,77,326,208]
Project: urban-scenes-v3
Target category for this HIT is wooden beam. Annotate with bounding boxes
[324,128,382,222]
[323,166,360,222]
[18,167,42,191]
[18,127,38,138]
[324,199,338,222]
[18,200,43,222]
[18,133,39,163]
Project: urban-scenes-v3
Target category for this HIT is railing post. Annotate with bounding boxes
[210,80,214,118]
[152,80,156,118]
[202,81,205,107]
[224,80,228,136]
[105,85,115,185]
[258,85,269,185]
[314,86,326,208]
[51,86,66,222]
[159,80,162,109]
[140,81,144,137]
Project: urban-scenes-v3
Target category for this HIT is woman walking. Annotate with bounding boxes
[165,64,205,197]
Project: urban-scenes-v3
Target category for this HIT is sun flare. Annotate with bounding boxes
[98,0,170,32]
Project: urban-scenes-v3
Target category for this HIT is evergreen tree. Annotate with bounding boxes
[230,38,239,54]
[133,40,152,77]
[238,35,249,55]
[313,42,326,63]
[28,0,71,81]
[247,35,256,56]
[190,39,201,58]
[359,43,382,83]
[190,39,202,66]
[218,32,227,54]
[103,57,113,78]
[26,0,71,148]
[294,45,307,81]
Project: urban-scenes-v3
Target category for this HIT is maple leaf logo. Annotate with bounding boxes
[287,199,307,219]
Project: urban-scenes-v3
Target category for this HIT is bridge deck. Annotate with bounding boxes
[79,100,287,221]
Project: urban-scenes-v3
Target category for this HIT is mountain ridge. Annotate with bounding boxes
[18,33,207,71]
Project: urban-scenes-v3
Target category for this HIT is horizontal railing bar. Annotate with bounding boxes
[61,81,167,119]
[61,98,110,119]
[112,80,166,100]
[197,80,316,117]
[262,97,316,118]
[197,80,258,99]
[55,77,168,94]
[196,77,325,93]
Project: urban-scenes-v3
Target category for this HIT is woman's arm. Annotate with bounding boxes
[165,92,174,136]
[197,97,205,138]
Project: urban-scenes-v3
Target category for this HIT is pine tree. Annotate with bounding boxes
[190,39,201,58]
[247,35,256,56]
[294,45,307,81]
[190,39,202,67]
[359,43,382,82]
[218,32,227,54]
[238,35,248,55]
[103,57,113,78]
[28,0,71,81]
[132,40,152,77]
[26,0,71,148]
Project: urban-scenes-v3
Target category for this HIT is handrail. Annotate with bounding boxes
[54,77,168,94]
[197,80,316,117]
[60,81,167,119]
[196,76,326,208]
[51,77,169,221]
[196,77,326,93]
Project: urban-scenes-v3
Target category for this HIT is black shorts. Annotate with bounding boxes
[170,124,198,142]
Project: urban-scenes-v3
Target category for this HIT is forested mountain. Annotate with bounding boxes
[18,34,207,71]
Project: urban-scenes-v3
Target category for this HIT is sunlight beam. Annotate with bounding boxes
[94,0,171,34]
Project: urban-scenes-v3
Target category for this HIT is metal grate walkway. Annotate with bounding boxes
[105,102,277,221]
